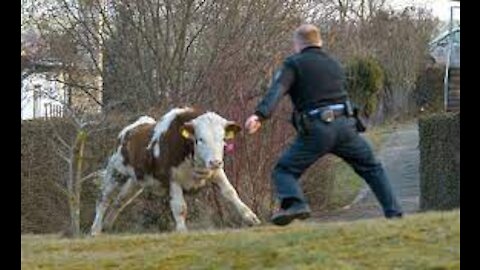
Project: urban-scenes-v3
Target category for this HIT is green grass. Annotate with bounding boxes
[328,123,397,208]
[22,210,459,270]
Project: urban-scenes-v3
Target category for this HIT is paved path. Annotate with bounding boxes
[311,123,420,222]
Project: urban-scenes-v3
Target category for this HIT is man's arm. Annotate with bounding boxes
[245,63,295,134]
[254,64,295,120]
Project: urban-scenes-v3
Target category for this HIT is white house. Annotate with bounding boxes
[21,71,67,120]
[429,26,460,68]
[21,25,103,121]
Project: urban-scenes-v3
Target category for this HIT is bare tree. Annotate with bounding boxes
[44,106,108,237]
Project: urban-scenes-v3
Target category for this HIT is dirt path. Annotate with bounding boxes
[312,122,420,222]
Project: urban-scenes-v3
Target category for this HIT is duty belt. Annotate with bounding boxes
[306,104,346,123]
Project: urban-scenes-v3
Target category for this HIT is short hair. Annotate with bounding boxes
[293,24,323,47]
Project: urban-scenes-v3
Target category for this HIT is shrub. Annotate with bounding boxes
[418,112,460,210]
[345,56,385,119]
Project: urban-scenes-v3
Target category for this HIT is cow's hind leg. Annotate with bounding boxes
[103,178,144,231]
[91,168,121,236]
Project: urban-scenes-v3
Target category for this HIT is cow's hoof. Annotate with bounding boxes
[90,230,102,237]
[175,226,188,233]
[244,212,261,226]
[90,225,102,236]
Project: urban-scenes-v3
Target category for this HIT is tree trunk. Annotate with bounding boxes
[67,129,88,237]
[68,194,81,236]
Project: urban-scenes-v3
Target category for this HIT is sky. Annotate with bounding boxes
[387,0,460,22]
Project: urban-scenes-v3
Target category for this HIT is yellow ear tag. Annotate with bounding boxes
[225,130,235,140]
[181,128,191,139]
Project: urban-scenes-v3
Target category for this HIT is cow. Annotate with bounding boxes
[90,107,261,235]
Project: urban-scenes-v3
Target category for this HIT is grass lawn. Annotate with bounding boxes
[21,209,459,270]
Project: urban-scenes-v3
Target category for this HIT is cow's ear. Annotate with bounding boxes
[180,122,195,139]
[225,122,242,139]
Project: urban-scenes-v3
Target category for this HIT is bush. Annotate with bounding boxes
[301,156,336,212]
[418,112,460,211]
[345,56,385,119]
[21,118,118,234]
[20,116,275,234]
[21,112,342,234]
[411,65,445,113]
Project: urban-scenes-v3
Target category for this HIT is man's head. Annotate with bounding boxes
[293,24,323,53]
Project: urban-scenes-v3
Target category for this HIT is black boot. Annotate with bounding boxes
[271,202,311,226]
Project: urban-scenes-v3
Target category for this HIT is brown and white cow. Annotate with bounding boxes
[90,107,261,235]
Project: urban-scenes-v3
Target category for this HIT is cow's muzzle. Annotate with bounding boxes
[208,159,224,170]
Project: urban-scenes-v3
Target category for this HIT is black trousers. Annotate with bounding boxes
[273,115,403,218]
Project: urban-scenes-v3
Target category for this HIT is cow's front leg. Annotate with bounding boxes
[169,181,188,232]
[214,169,261,226]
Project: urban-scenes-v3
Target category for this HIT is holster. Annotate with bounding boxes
[291,110,308,135]
[353,108,367,132]
[345,100,366,133]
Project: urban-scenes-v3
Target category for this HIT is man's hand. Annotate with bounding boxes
[245,114,262,134]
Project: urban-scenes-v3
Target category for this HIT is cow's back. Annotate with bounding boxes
[120,123,156,180]
[116,108,204,183]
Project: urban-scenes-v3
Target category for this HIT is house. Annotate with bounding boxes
[429,26,460,68]
[21,71,67,120]
[428,13,460,112]
[21,31,103,120]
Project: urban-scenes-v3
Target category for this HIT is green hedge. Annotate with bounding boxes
[345,56,385,118]
[419,112,460,211]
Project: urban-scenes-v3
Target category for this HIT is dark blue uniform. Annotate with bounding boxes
[254,46,403,221]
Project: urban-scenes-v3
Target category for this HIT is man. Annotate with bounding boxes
[245,24,403,226]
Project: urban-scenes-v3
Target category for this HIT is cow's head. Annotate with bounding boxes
[180,112,241,170]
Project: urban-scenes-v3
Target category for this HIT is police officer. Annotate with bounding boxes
[245,24,403,226]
